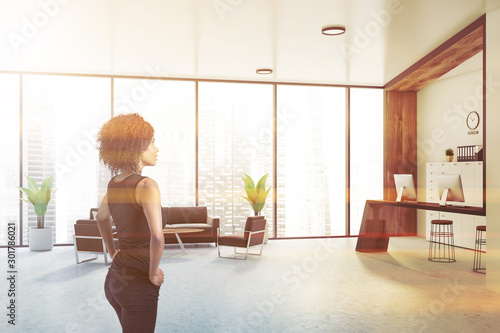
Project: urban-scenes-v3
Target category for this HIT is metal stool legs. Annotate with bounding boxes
[473,225,486,273]
[428,220,455,263]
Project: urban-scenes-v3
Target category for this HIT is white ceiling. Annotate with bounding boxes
[0,0,492,86]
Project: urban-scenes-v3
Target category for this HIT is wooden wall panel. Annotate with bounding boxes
[385,91,418,199]
[384,91,417,235]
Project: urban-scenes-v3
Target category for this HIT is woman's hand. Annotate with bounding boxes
[149,268,165,287]
[111,249,120,260]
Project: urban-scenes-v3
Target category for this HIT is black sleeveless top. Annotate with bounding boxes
[107,174,151,276]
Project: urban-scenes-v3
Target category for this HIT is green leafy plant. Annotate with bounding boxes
[18,175,55,229]
[445,148,454,156]
[242,173,271,216]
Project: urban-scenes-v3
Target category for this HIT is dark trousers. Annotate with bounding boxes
[104,269,160,333]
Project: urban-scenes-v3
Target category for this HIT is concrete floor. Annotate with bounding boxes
[1,236,499,332]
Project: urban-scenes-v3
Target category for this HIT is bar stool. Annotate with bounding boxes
[473,225,486,273]
[428,220,456,262]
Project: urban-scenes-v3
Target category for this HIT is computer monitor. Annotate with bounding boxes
[394,174,417,202]
[436,174,465,206]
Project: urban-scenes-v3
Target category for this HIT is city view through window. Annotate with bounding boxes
[277,85,346,237]
[198,82,274,236]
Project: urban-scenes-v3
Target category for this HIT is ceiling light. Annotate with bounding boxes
[256,68,273,74]
[322,25,346,36]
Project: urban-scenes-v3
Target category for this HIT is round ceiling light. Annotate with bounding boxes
[256,68,273,74]
[322,25,346,36]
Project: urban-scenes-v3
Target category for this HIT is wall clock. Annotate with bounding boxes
[466,111,480,130]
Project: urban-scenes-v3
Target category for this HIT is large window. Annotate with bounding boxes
[198,82,274,235]
[0,71,384,246]
[0,74,20,245]
[22,75,111,244]
[114,79,196,206]
[277,85,347,237]
[349,88,384,235]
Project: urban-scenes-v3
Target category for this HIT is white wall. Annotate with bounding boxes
[485,3,500,292]
[416,66,484,236]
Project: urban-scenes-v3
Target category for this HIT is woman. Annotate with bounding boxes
[95,113,164,333]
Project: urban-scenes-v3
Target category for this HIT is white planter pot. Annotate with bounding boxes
[29,227,53,251]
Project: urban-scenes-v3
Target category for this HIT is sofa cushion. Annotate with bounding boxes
[168,207,207,224]
[218,235,248,247]
[74,222,101,237]
[76,219,117,234]
[162,207,168,227]
[76,219,97,225]
[170,223,213,232]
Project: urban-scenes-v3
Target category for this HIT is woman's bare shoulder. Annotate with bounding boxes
[135,177,160,204]
[136,176,159,189]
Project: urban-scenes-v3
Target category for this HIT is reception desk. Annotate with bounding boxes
[355,200,484,252]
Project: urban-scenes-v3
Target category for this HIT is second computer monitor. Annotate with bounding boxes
[394,174,417,202]
[436,174,465,206]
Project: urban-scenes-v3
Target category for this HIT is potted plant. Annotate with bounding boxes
[19,175,55,251]
[445,148,454,162]
[242,173,272,243]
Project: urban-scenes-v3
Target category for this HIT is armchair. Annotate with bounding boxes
[73,208,118,265]
[217,216,266,259]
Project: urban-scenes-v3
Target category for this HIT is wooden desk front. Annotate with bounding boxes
[355,200,484,252]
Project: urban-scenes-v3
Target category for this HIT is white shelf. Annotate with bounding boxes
[425,162,485,248]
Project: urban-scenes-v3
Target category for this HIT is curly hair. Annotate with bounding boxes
[97,113,154,174]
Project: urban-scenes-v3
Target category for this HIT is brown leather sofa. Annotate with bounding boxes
[74,207,220,260]
[162,206,220,245]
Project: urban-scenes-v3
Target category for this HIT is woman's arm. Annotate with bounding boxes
[96,195,118,260]
[137,178,165,287]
